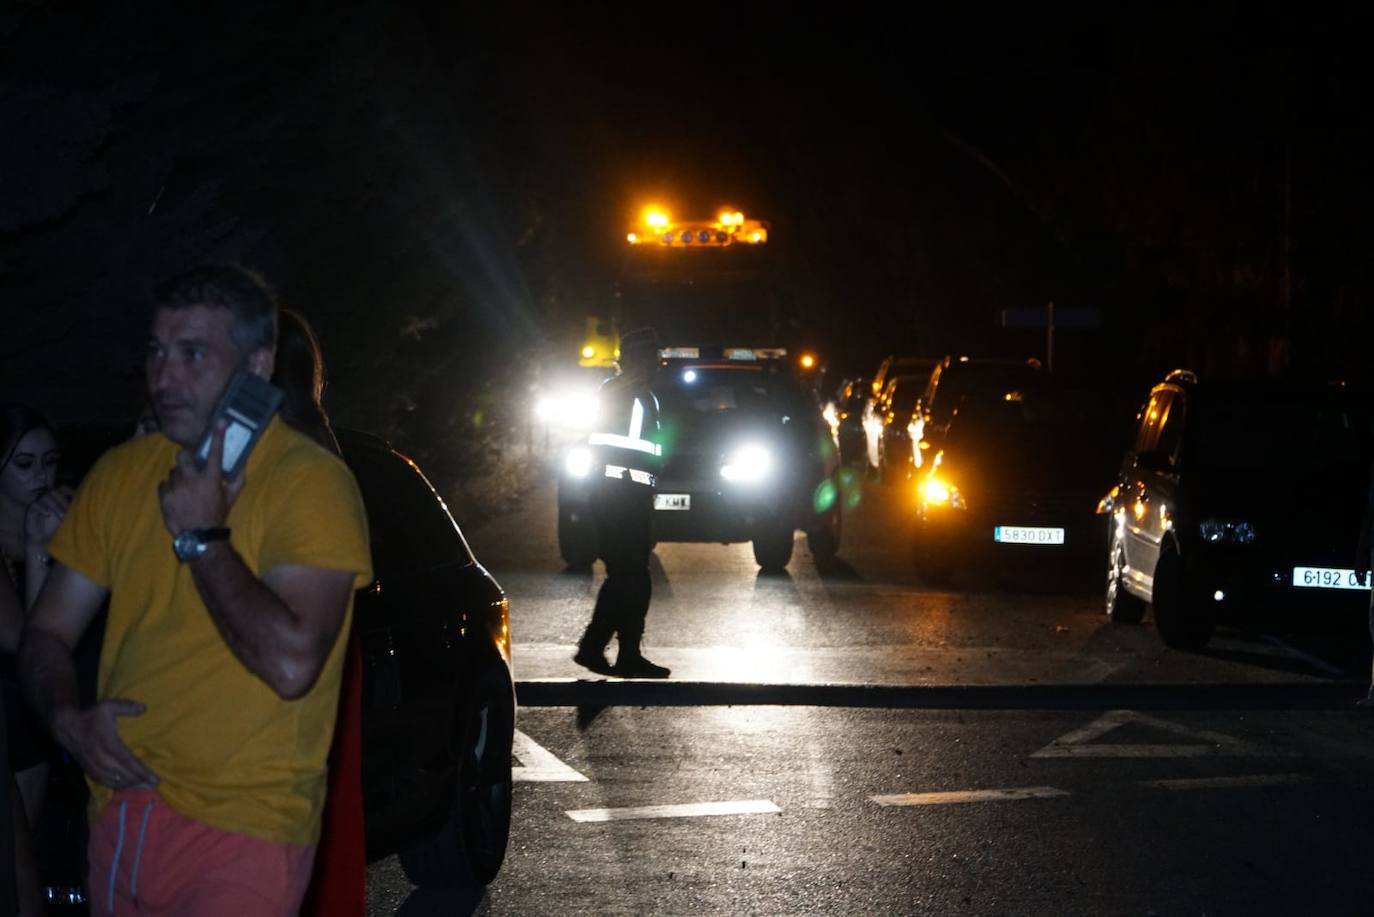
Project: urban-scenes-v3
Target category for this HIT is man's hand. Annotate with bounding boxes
[158,422,244,535]
[25,485,74,549]
[53,700,159,790]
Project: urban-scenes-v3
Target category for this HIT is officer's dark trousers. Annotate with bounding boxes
[582,482,654,656]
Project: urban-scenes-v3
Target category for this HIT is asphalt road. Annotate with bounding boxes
[367,469,1374,916]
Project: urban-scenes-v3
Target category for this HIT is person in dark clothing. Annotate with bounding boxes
[0,404,68,915]
[574,328,670,679]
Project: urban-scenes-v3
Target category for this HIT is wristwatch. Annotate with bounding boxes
[172,527,231,563]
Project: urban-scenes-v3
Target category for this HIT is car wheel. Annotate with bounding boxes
[400,659,515,888]
[1151,546,1214,649]
[807,509,842,566]
[753,526,795,573]
[1106,540,1147,624]
[558,505,598,568]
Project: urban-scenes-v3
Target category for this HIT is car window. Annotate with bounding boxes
[344,445,472,576]
[1190,393,1372,469]
[1132,390,1171,455]
[658,367,804,416]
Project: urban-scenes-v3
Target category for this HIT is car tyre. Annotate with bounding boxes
[1151,546,1214,649]
[558,505,598,568]
[753,526,795,573]
[399,659,515,889]
[807,509,842,566]
[1106,541,1147,624]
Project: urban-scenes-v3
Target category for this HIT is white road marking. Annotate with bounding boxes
[870,786,1069,807]
[1032,709,1292,758]
[1141,773,1311,791]
[511,730,588,783]
[566,799,781,823]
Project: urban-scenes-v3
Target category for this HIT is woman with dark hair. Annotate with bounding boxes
[273,311,365,917]
[0,403,72,915]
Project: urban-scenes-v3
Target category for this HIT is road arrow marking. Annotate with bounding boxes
[566,799,781,823]
[1031,709,1293,758]
[871,786,1069,807]
[1140,773,1311,791]
[512,730,589,782]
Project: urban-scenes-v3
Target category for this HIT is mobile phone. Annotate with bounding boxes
[194,372,284,477]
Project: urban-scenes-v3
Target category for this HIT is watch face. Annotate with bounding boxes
[173,531,204,562]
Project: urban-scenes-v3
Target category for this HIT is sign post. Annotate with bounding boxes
[1000,304,1099,373]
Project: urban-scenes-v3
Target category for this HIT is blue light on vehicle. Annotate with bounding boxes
[662,232,675,244]
[697,229,711,242]
[716,231,729,243]
[682,369,698,383]
[1198,519,1257,544]
[680,230,694,243]
[721,444,772,482]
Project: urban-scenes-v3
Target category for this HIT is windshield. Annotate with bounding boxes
[1190,393,1372,469]
[656,366,808,417]
[937,364,1043,415]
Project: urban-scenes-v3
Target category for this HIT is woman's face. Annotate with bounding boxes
[1,428,59,508]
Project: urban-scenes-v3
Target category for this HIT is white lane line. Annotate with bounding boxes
[1032,709,1291,758]
[870,786,1069,807]
[512,730,588,783]
[1141,773,1312,791]
[566,799,781,823]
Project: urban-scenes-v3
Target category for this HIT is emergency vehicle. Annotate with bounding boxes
[558,345,842,572]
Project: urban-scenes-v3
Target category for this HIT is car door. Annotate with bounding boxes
[345,442,474,836]
[1123,388,1184,592]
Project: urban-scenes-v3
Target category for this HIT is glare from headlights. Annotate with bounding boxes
[564,447,593,478]
[564,393,599,428]
[721,445,772,482]
[919,476,965,509]
[535,396,558,422]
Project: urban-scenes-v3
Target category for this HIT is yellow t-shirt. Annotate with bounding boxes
[48,416,372,846]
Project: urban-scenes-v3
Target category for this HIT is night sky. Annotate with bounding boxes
[3,2,1371,439]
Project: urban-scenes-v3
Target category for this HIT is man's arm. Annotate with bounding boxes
[159,423,358,700]
[187,549,354,700]
[19,563,157,789]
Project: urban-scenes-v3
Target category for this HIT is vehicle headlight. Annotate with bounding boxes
[919,476,966,509]
[721,444,772,482]
[564,447,593,478]
[1198,518,1256,544]
[564,393,599,429]
[535,396,558,422]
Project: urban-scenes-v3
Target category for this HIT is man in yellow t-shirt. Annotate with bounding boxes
[19,265,371,917]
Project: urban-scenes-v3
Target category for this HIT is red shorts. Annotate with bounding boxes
[88,789,316,917]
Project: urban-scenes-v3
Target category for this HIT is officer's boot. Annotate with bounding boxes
[613,629,670,679]
[574,593,617,675]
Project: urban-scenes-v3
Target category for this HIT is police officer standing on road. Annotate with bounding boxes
[574,328,670,678]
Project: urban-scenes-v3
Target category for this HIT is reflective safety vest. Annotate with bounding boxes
[588,374,662,487]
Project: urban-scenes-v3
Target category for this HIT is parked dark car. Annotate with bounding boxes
[862,356,936,471]
[558,347,843,572]
[910,356,1044,469]
[823,376,869,467]
[39,424,515,907]
[913,383,1119,584]
[1097,372,1374,648]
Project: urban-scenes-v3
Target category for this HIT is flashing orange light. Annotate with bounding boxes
[645,208,670,229]
[627,232,639,244]
[799,353,817,370]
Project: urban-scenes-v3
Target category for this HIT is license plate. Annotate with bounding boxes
[994,526,1065,545]
[1292,566,1370,591]
[654,493,691,511]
